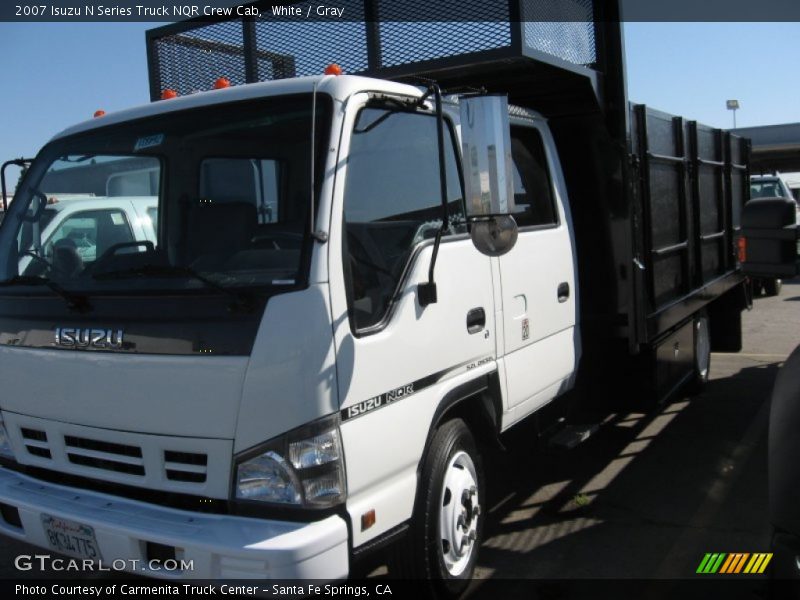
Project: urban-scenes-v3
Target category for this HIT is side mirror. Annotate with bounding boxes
[740,197,799,278]
[460,95,518,256]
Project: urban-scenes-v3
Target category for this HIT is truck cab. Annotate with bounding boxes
[0,74,576,588]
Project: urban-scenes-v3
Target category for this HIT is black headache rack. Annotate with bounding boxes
[145,0,617,117]
[146,0,749,358]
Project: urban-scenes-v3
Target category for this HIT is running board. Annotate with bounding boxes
[548,424,600,450]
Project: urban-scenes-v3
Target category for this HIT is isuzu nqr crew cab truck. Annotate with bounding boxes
[0,3,753,596]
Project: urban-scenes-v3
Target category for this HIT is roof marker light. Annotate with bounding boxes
[214,77,231,89]
[93,110,106,118]
[161,89,178,100]
[324,64,343,76]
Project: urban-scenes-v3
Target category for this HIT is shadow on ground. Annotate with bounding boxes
[460,357,780,599]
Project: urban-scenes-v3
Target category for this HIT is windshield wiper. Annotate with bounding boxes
[92,264,256,313]
[0,275,92,313]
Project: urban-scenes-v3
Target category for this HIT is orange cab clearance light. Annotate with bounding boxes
[214,77,231,89]
[93,110,106,118]
[161,89,178,100]
[324,63,343,76]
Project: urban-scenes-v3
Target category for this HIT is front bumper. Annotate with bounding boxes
[0,467,349,579]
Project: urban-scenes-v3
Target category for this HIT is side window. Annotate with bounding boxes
[344,108,465,331]
[510,127,558,228]
[44,209,134,264]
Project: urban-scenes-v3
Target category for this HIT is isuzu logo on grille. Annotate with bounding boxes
[54,327,124,349]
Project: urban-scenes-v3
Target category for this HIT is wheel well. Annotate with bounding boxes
[424,372,503,470]
[435,390,499,450]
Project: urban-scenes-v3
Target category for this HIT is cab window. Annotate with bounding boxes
[343,108,465,331]
[510,127,558,228]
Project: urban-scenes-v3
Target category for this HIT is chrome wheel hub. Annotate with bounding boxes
[439,450,480,576]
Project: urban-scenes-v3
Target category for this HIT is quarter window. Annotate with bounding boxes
[343,108,465,330]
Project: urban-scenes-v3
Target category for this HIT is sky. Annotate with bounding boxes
[0,20,798,167]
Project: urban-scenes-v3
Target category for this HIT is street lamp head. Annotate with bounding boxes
[726,99,740,110]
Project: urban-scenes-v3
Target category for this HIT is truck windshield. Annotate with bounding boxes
[0,94,330,295]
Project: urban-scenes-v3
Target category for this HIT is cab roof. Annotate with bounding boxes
[52,75,425,142]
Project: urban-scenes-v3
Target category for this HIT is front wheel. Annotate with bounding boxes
[388,418,484,598]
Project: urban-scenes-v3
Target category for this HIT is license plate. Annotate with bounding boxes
[41,515,102,561]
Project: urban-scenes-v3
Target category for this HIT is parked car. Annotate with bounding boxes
[748,175,797,296]
[18,196,157,278]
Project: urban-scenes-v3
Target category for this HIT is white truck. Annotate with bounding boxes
[0,5,753,596]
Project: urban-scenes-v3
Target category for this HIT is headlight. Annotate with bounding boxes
[234,414,345,508]
[0,417,15,461]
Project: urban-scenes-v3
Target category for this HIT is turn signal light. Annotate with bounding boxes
[361,509,376,531]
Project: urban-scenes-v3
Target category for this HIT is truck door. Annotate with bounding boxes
[328,101,496,545]
[499,123,577,417]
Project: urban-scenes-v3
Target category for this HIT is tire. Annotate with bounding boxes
[388,419,484,598]
[692,313,711,390]
[764,278,783,297]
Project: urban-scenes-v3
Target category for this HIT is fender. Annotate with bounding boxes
[419,370,503,480]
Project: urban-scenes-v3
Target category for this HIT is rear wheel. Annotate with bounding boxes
[693,313,711,390]
[388,419,484,598]
[764,278,783,297]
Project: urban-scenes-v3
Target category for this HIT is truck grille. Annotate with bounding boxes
[11,420,223,495]
[20,428,51,459]
[65,436,145,476]
[164,451,208,483]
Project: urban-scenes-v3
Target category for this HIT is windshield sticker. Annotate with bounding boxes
[134,134,165,151]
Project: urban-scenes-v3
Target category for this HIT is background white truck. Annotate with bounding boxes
[0,1,759,596]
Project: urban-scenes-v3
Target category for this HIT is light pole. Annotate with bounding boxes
[726,99,740,129]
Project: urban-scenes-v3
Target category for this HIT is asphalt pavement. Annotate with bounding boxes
[467,277,800,596]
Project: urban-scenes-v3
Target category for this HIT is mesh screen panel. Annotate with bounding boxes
[255,20,368,78]
[521,0,596,65]
[376,22,512,67]
[153,20,246,96]
[149,0,598,99]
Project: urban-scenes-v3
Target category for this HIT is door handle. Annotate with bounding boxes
[466,307,486,334]
[557,282,570,303]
